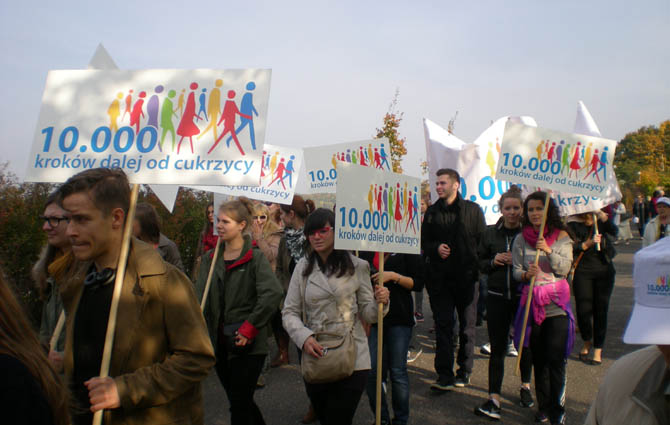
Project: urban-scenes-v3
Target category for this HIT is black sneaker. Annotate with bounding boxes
[430,376,455,392]
[519,387,535,408]
[534,411,549,423]
[454,372,471,388]
[475,399,501,420]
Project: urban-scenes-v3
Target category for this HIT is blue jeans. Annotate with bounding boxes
[366,325,412,425]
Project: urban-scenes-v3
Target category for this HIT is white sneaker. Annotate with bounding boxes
[480,343,491,355]
[507,342,518,357]
[407,348,423,363]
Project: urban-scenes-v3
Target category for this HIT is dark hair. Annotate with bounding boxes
[45,189,61,208]
[302,208,354,278]
[134,203,161,244]
[436,168,460,182]
[0,270,70,425]
[219,197,255,233]
[33,189,67,300]
[498,185,523,210]
[522,191,568,234]
[59,168,130,217]
[280,195,315,220]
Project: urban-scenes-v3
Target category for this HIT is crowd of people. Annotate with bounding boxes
[0,166,668,425]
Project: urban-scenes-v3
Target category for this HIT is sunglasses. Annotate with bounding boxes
[253,215,267,220]
[40,215,68,227]
[307,226,332,238]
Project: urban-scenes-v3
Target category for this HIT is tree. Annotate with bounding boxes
[613,120,670,195]
[375,89,407,173]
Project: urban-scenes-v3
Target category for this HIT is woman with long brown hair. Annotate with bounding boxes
[1,269,70,425]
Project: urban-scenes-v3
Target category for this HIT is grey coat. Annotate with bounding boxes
[282,254,389,371]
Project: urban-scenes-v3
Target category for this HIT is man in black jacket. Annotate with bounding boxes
[422,168,486,390]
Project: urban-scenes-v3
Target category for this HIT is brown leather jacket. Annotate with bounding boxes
[60,238,215,425]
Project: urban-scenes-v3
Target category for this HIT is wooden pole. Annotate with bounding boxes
[49,311,65,352]
[375,252,385,425]
[200,237,222,311]
[515,191,551,375]
[593,213,601,251]
[92,183,140,425]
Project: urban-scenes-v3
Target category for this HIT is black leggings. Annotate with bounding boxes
[486,293,532,395]
[530,315,568,425]
[572,267,614,348]
[304,369,369,425]
[215,341,267,425]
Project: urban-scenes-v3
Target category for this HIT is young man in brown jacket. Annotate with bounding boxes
[59,168,215,425]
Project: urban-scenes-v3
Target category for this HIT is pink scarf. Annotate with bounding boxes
[522,226,560,248]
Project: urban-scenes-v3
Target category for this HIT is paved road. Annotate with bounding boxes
[203,239,643,425]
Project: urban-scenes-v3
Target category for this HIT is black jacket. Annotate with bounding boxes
[568,219,617,274]
[477,219,521,299]
[359,252,424,327]
[421,193,486,284]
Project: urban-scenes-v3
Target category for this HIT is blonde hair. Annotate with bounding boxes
[254,203,282,238]
[219,197,255,234]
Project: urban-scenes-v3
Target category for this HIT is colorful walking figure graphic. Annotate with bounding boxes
[374,148,381,169]
[405,190,416,233]
[122,90,133,121]
[269,158,287,190]
[282,155,295,188]
[209,90,251,155]
[368,185,375,212]
[176,89,185,116]
[129,91,146,134]
[260,150,268,178]
[536,140,544,160]
[486,142,497,176]
[199,79,223,141]
[568,142,582,179]
[160,89,178,151]
[556,141,565,166]
[177,82,201,154]
[584,149,603,182]
[379,144,390,170]
[394,183,403,232]
[561,143,571,174]
[107,92,123,133]
[227,82,259,150]
[197,88,208,121]
[147,85,163,129]
[547,142,556,163]
[358,146,367,166]
[269,152,279,177]
[331,154,337,169]
[598,146,609,181]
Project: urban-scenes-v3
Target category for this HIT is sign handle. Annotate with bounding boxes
[593,213,601,251]
[200,237,222,311]
[49,311,65,352]
[92,183,140,425]
[515,191,550,376]
[375,252,384,425]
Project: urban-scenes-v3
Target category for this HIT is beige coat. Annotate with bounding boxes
[282,254,388,371]
[585,345,668,425]
[61,239,215,425]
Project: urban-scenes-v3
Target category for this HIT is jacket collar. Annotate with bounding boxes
[631,349,669,424]
[215,235,255,271]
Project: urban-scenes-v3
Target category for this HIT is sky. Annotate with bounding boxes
[1,0,668,182]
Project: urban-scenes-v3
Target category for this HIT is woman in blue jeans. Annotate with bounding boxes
[361,251,423,425]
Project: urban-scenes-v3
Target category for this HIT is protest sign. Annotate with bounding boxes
[25,69,271,186]
[496,122,617,197]
[334,162,420,254]
[424,117,536,224]
[302,138,391,194]
[191,144,303,205]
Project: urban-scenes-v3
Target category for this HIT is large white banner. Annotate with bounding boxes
[25,69,271,185]
[424,117,536,225]
[302,138,391,193]
[335,162,420,254]
[191,144,303,205]
[497,123,617,197]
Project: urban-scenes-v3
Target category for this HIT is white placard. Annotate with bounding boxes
[497,123,617,197]
[302,138,391,193]
[25,69,271,186]
[191,144,303,204]
[334,162,420,254]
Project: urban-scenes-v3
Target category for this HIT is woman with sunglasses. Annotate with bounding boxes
[512,191,575,425]
[195,197,283,425]
[282,208,390,425]
[251,203,283,272]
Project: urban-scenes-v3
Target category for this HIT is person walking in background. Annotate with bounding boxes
[650,190,663,218]
[132,202,184,271]
[360,250,423,425]
[642,196,670,247]
[1,269,71,425]
[475,186,534,421]
[568,210,617,366]
[413,194,430,323]
[611,201,632,245]
[195,197,283,425]
[512,191,574,425]
[282,209,390,425]
[251,203,283,273]
[632,193,650,237]
[32,190,74,373]
[422,168,486,391]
